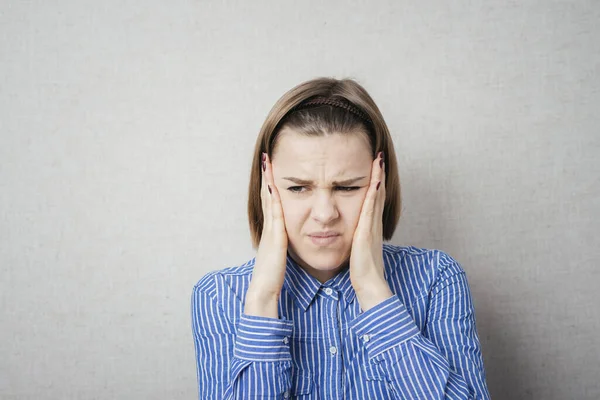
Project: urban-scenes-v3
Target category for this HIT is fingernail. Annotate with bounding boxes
[380,159,384,169]
[263,161,266,171]
[376,181,381,191]
[268,185,272,194]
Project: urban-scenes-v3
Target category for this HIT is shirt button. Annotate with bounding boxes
[282,337,289,344]
[324,287,333,295]
[283,391,290,399]
[362,334,370,343]
[329,346,338,355]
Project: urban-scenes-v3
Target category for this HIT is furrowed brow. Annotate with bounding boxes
[283,176,367,185]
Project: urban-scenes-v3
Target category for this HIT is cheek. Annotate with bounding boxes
[279,197,303,231]
[342,198,365,227]
[279,192,367,230]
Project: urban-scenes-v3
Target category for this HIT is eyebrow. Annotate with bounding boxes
[282,176,368,185]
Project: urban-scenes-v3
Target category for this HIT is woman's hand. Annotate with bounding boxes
[349,151,394,312]
[244,152,289,318]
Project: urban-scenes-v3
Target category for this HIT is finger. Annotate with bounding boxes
[265,153,285,222]
[356,153,383,232]
[261,153,272,228]
[376,153,386,233]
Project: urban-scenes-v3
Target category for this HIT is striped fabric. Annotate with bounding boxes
[191,244,491,399]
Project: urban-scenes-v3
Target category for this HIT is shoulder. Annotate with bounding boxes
[192,257,255,301]
[382,243,466,287]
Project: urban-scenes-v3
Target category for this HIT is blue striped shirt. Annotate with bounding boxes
[191,244,491,399]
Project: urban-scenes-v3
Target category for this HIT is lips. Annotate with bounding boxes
[309,234,340,246]
[309,232,339,238]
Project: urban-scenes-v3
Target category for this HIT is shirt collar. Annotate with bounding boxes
[283,253,356,311]
[327,266,356,305]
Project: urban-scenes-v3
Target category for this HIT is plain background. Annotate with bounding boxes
[1,1,599,399]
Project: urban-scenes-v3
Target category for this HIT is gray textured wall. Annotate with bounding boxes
[1,1,599,399]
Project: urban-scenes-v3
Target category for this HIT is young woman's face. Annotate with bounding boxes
[271,127,373,282]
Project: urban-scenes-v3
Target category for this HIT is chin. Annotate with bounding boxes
[303,253,346,271]
[290,239,350,271]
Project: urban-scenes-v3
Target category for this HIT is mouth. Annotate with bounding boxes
[309,234,340,246]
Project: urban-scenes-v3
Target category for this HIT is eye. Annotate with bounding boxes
[288,186,306,193]
[287,186,361,193]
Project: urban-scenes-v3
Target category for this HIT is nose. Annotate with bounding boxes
[311,189,339,225]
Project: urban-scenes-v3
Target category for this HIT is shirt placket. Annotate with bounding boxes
[322,286,344,400]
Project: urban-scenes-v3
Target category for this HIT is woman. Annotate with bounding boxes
[191,77,491,399]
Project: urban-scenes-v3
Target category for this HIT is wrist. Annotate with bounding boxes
[355,280,393,312]
[244,285,281,318]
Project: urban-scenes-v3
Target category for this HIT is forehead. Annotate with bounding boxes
[272,128,372,174]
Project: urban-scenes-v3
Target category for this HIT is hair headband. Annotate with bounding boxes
[290,96,373,124]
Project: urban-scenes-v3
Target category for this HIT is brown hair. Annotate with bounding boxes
[247,77,401,249]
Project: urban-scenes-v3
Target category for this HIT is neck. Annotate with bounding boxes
[288,249,349,284]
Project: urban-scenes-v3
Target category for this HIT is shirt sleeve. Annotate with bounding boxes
[191,276,293,399]
[350,265,491,399]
